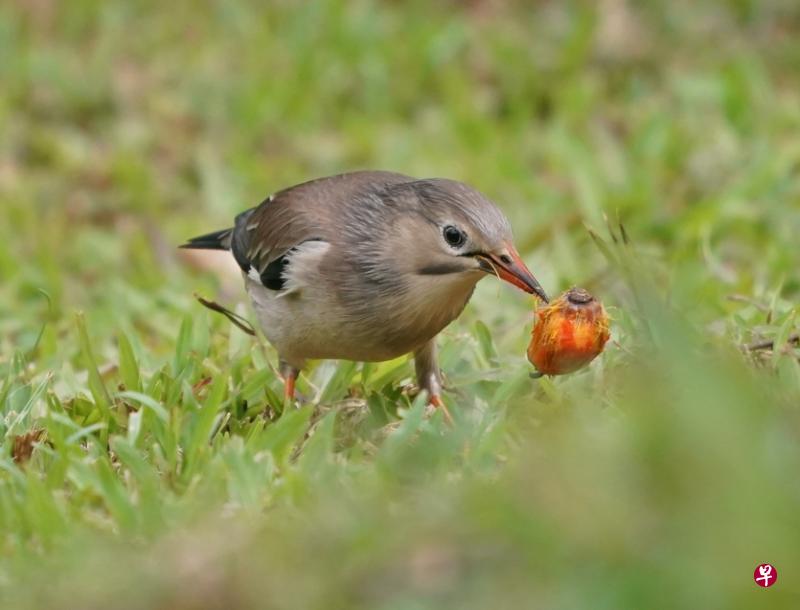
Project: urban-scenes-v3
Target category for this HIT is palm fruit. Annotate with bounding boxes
[527,287,610,376]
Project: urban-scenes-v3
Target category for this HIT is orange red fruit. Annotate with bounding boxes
[527,287,610,376]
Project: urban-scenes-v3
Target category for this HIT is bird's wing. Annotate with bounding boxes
[232,170,414,282]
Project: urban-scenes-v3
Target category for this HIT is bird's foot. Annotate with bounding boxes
[402,384,454,425]
[282,371,298,404]
[278,360,304,406]
[428,394,453,425]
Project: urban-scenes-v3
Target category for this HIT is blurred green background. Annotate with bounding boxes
[2,0,800,608]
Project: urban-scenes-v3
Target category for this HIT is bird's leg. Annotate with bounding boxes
[279,360,300,403]
[414,340,453,423]
[284,375,296,401]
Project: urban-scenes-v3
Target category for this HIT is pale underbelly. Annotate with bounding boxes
[246,280,449,365]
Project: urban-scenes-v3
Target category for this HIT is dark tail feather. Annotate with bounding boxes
[180,228,233,251]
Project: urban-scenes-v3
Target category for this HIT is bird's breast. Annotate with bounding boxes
[245,267,479,365]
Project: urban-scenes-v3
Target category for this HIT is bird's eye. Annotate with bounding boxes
[443,225,466,248]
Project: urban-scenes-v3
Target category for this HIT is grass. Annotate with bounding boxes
[1,1,800,608]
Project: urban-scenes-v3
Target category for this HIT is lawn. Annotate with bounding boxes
[1,1,799,608]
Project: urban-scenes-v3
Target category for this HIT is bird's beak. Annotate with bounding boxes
[475,246,549,303]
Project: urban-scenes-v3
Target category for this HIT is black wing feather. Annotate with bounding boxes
[181,196,314,292]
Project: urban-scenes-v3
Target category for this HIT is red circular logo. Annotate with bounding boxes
[754,563,777,588]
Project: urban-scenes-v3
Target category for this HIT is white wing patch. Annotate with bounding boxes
[278,240,331,297]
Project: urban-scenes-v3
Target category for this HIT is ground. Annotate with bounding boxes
[1,1,799,608]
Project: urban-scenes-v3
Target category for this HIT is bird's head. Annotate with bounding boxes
[391,179,549,303]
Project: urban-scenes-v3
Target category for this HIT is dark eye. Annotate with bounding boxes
[443,225,466,248]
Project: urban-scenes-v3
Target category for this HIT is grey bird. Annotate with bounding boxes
[182,171,548,411]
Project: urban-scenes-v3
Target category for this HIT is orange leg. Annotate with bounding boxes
[414,342,452,424]
[430,394,453,425]
[280,361,299,403]
[284,373,296,402]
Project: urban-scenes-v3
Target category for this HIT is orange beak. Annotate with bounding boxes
[476,245,549,303]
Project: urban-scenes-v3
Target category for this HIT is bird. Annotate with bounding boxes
[181,170,548,414]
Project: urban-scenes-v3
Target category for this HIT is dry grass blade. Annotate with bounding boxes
[12,429,46,464]
[727,294,770,313]
[195,294,257,336]
[746,333,800,352]
[618,221,630,245]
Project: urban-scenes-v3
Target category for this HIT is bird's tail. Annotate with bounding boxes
[180,228,233,251]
